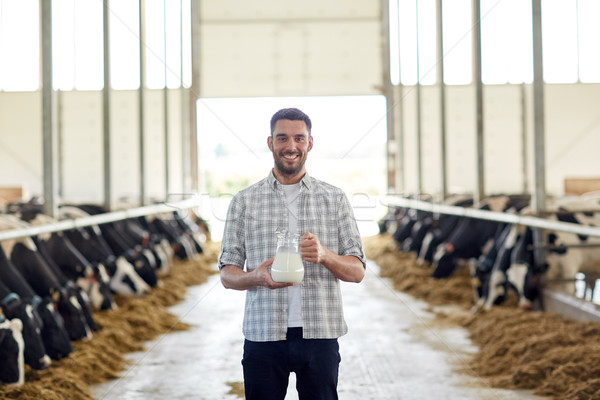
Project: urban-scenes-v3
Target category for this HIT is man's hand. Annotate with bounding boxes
[300,231,327,264]
[299,231,365,283]
[252,257,295,289]
[220,258,294,290]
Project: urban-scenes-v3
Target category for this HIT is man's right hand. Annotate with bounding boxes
[220,258,294,291]
[253,258,295,289]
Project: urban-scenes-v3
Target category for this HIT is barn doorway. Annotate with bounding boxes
[196,95,388,240]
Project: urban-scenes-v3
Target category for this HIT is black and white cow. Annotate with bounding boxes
[23,213,115,311]
[0,314,24,386]
[0,215,93,342]
[0,276,51,371]
[430,195,531,279]
[474,197,600,310]
[0,243,72,364]
[59,206,152,297]
[73,205,159,288]
[403,195,475,261]
[148,211,204,261]
[471,223,545,311]
[544,208,600,299]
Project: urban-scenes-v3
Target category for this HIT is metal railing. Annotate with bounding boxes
[0,199,199,242]
[382,195,600,239]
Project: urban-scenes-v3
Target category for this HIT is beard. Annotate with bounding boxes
[273,152,307,177]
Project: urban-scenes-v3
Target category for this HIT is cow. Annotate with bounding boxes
[22,213,115,311]
[170,210,206,255]
[0,315,24,386]
[471,223,546,311]
[0,215,93,342]
[543,208,600,300]
[58,206,152,296]
[430,195,530,279]
[392,207,420,248]
[148,211,205,261]
[0,277,51,371]
[0,243,72,363]
[377,205,402,235]
[111,216,173,276]
[473,197,600,311]
[418,211,470,266]
[401,195,474,259]
[73,204,159,288]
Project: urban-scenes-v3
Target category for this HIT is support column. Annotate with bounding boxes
[472,0,484,203]
[41,0,58,218]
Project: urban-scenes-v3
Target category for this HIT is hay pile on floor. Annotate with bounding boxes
[362,233,600,400]
[0,243,219,400]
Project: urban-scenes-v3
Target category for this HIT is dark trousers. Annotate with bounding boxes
[242,328,340,400]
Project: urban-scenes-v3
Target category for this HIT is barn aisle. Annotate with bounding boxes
[90,260,544,400]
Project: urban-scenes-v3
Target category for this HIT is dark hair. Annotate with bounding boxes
[270,108,312,136]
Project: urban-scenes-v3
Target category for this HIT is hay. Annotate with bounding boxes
[363,233,600,400]
[226,381,245,398]
[0,242,219,400]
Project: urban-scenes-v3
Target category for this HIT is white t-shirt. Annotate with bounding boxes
[280,182,302,328]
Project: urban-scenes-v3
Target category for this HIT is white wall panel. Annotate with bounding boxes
[201,0,379,21]
[545,84,600,192]
[199,1,382,97]
[109,90,140,202]
[0,89,185,205]
[60,91,103,201]
[0,92,42,196]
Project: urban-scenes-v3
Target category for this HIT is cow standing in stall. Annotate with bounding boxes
[0,215,93,342]
[59,206,152,297]
[402,195,474,259]
[471,223,545,311]
[544,207,600,300]
[0,314,24,386]
[146,211,205,261]
[20,212,115,311]
[0,242,72,363]
[430,195,530,279]
[71,205,159,289]
[473,196,600,311]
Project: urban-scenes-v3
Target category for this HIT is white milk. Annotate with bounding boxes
[271,252,304,283]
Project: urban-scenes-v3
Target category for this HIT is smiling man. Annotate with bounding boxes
[218,107,366,400]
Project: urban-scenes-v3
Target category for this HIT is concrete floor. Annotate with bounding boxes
[90,261,545,400]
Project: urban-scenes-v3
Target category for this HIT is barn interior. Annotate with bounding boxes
[1,0,600,399]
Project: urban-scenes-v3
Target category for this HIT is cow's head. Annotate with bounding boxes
[469,252,496,303]
[0,316,24,386]
[31,295,72,360]
[0,293,51,370]
[124,249,157,288]
[108,257,151,296]
[506,261,546,309]
[431,243,458,278]
[53,288,92,341]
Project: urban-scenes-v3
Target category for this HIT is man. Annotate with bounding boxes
[219,107,366,400]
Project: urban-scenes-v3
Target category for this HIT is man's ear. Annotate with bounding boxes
[267,135,273,152]
[307,136,313,152]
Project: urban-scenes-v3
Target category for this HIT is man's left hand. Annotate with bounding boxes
[300,231,327,264]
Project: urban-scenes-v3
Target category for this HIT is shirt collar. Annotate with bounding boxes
[268,169,312,190]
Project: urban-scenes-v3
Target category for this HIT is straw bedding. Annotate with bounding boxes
[0,241,220,400]
[363,233,600,400]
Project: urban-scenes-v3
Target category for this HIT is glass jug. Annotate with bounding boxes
[271,231,304,283]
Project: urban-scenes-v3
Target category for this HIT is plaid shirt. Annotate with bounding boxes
[218,171,366,342]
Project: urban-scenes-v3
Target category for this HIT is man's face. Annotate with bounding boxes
[268,119,313,179]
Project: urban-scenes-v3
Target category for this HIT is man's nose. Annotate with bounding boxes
[284,141,298,151]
